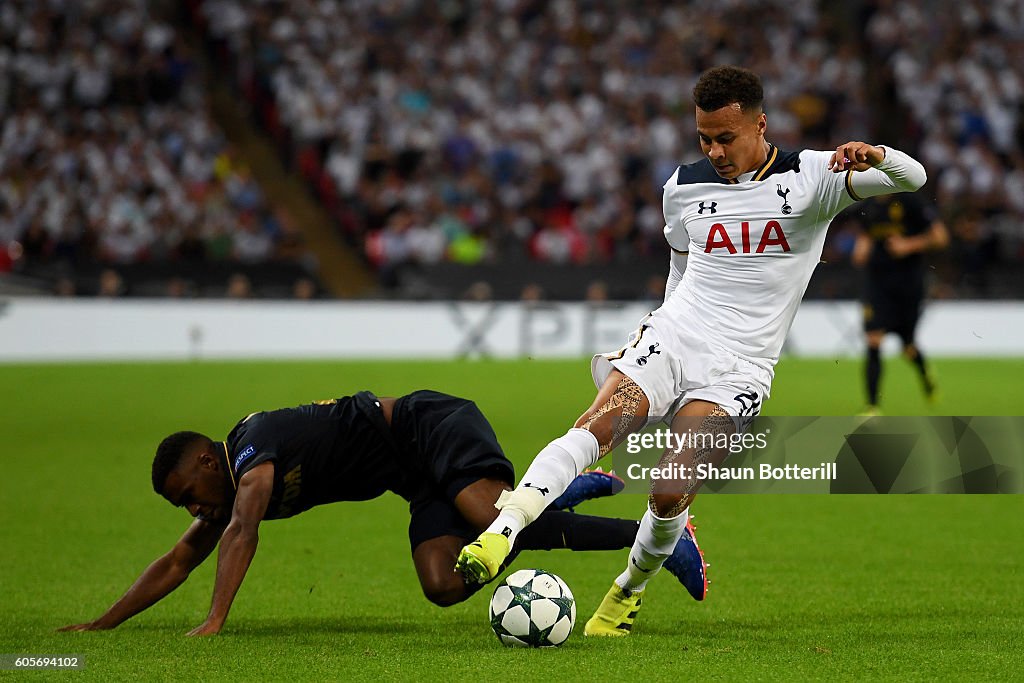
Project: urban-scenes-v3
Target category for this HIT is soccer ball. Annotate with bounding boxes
[488,569,576,647]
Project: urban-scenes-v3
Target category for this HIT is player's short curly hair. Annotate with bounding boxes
[693,66,764,114]
[152,431,211,496]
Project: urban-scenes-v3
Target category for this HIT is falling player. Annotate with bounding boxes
[457,66,928,636]
[58,390,704,636]
[851,193,948,413]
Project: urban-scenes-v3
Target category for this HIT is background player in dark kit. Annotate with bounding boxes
[60,390,703,636]
[851,193,948,412]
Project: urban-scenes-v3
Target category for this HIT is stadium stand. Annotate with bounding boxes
[2,0,1021,299]
[861,0,1023,297]
[192,0,1024,299]
[192,0,875,297]
[0,0,320,297]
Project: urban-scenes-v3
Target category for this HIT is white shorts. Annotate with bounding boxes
[590,309,773,424]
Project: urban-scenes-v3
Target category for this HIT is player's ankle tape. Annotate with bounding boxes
[495,487,547,524]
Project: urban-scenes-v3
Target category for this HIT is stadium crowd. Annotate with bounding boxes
[0,0,308,295]
[198,0,870,272]
[1,0,1020,298]
[864,0,1023,295]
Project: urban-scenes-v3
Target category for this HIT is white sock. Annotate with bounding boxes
[615,507,688,593]
[484,428,600,547]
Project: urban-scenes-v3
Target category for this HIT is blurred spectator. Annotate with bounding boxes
[292,277,318,300]
[165,277,195,298]
[226,273,253,299]
[519,283,546,303]
[463,281,493,302]
[98,269,126,298]
[585,280,610,303]
[53,276,76,297]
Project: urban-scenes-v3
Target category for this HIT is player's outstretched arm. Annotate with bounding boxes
[186,461,274,636]
[828,141,927,198]
[828,141,887,173]
[58,518,226,632]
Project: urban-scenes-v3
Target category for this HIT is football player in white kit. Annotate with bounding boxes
[457,66,928,635]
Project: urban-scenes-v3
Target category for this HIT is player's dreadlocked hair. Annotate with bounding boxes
[693,66,764,114]
[152,431,212,497]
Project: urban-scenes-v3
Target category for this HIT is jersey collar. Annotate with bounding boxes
[732,143,779,183]
[221,441,238,491]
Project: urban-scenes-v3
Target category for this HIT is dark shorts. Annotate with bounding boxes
[863,276,923,342]
[390,391,514,551]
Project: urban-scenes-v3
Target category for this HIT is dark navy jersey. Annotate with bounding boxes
[859,192,935,279]
[223,391,404,520]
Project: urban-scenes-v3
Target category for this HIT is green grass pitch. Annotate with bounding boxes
[1,358,1022,680]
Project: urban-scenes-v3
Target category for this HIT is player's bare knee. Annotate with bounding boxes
[421,575,467,607]
[576,378,649,452]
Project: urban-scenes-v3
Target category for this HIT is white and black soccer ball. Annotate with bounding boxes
[488,569,576,648]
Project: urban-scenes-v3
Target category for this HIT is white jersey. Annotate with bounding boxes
[661,144,927,368]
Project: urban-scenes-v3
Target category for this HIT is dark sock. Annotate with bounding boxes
[866,346,882,406]
[907,348,934,394]
[475,514,641,586]
[515,511,640,552]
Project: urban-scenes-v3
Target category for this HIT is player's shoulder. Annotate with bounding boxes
[753,145,805,181]
[239,410,267,428]
[795,148,843,177]
[768,147,836,179]
[668,146,812,189]
[226,410,267,442]
[226,410,279,472]
[798,148,833,163]
[754,148,832,189]
[670,158,730,187]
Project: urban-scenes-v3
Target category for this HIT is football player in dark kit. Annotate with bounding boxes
[851,193,949,413]
[59,390,705,636]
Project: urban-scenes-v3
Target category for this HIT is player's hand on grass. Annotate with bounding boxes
[829,142,885,173]
[58,620,111,632]
[186,620,222,637]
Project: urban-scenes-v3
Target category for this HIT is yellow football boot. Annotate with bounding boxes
[455,532,510,584]
[584,583,644,637]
